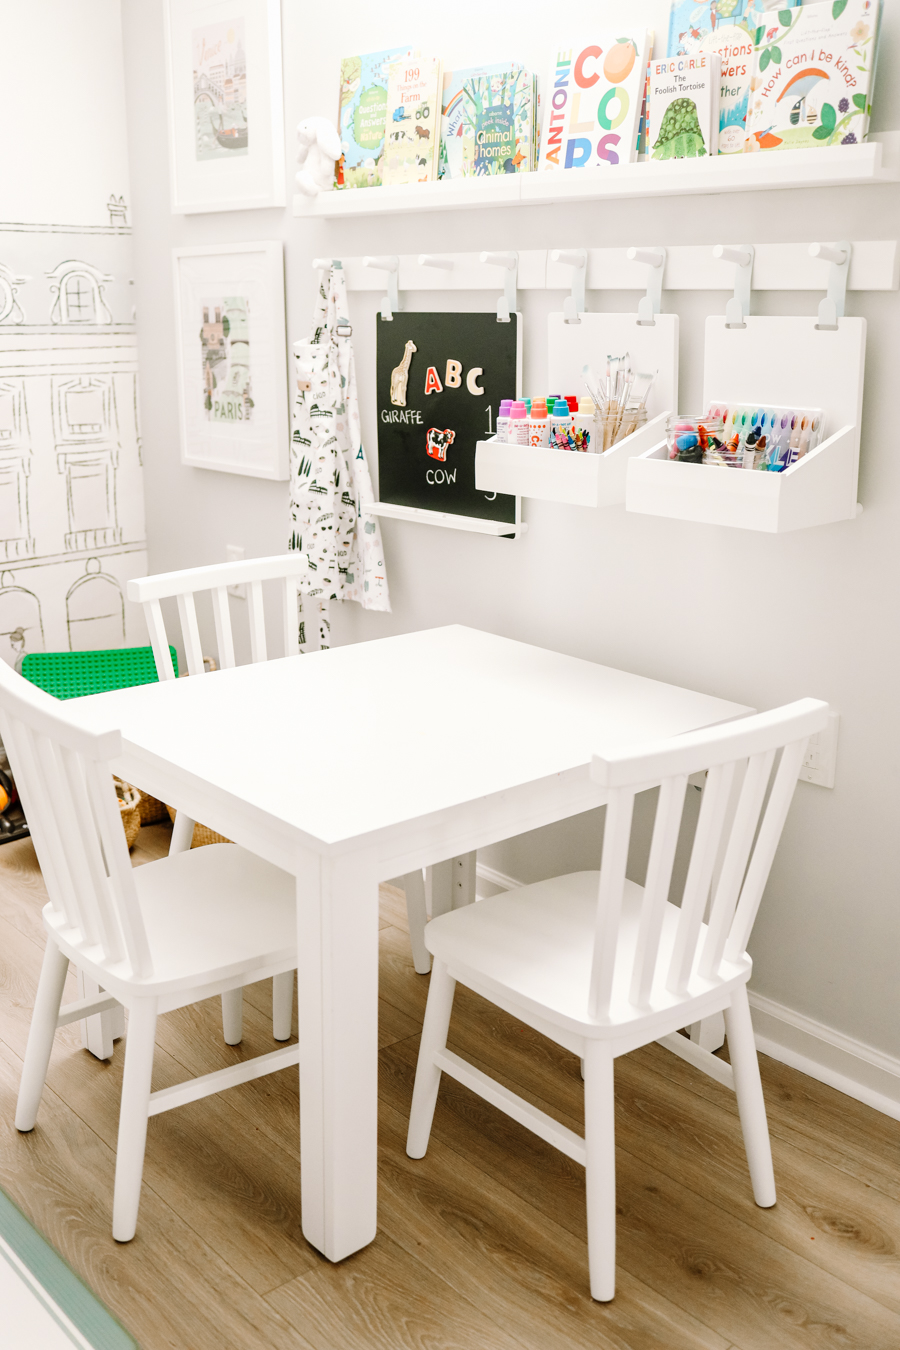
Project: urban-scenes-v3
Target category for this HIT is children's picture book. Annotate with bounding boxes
[338,46,415,188]
[649,53,720,158]
[538,33,652,172]
[699,23,757,152]
[439,65,536,178]
[666,0,800,57]
[745,0,880,152]
[382,56,442,185]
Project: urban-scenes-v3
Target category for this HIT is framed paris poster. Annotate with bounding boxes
[164,0,285,213]
[172,242,289,479]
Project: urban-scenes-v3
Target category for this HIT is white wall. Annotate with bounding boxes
[121,0,900,1070]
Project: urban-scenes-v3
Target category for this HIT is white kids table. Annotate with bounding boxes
[73,626,751,1263]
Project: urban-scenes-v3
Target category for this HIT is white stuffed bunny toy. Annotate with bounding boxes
[296,117,343,196]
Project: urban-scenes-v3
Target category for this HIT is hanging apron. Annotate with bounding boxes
[290,263,390,650]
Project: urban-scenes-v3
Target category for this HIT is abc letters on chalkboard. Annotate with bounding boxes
[376,312,519,525]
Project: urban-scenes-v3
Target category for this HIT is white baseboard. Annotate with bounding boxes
[748,992,900,1123]
[473,865,900,1123]
[475,862,524,895]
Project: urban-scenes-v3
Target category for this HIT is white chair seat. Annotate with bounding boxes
[45,844,296,1000]
[426,872,751,1039]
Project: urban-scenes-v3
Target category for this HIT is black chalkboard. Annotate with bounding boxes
[376,312,520,524]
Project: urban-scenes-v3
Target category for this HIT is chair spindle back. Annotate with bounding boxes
[128,554,308,681]
[588,699,829,1021]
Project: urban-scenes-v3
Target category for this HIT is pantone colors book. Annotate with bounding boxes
[745,0,880,151]
[538,33,652,171]
[338,46,415,188]
[382,56,442,185]
[649,53,720,158]
[439,64,536,178]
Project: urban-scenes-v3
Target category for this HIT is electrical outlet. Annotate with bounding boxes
[226,544,246,599]
[798,711,839,789]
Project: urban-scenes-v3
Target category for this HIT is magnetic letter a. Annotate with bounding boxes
[424,366,443,395]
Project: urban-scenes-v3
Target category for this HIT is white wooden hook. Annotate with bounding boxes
[810,241,851,330]
[713,244,754,328]
[363,254,399,321]
[479,250,518,323]
[311,257,338,271]
[418,254,455,270]
[628,246,666,326]
[550,249,587,324]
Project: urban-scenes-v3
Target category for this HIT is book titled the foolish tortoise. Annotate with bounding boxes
[744,0,881,152]
[538,33,652,171]
[648,52,721,159]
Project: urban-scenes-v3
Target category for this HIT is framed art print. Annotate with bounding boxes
[173,241,289,479]
[165,0,285,213]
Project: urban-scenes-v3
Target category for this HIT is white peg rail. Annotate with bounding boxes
[626,316,866,533]
[314,243,898,296]
[294,134,900,218]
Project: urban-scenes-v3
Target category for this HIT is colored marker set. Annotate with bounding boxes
[667,404,824,471]
[496,396,595,452]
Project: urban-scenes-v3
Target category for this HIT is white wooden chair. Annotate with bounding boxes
[406,698,829,1301]
[127,554,433,1010]
[5,658,299,1242]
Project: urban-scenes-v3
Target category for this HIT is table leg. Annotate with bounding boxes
[430,853,477,918]
[296,852,379,1261]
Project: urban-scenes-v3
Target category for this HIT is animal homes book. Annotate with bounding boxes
[745,0,880,151]
[439,64,536,178]
[382,55,442,185]
[538,33,652,171]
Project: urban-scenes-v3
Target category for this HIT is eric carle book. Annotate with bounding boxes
[745,0,881,152]
[649,52,720,159]
[338,46,415,188]
[538,33,652,171]
[439,64,536,178]
[382,55,442,185]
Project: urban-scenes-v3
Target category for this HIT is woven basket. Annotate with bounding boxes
[164,803,230,848]
[114,778,142,850]
[137,792,169,826]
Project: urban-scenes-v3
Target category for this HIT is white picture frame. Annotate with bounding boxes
[164,0,285,214]
[172,241,289,480]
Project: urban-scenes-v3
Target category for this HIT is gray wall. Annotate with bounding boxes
[121,0,900,1059]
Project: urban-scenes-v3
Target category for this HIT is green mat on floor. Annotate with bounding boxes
[0,1188,137,1349]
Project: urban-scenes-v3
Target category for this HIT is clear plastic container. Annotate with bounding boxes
[667,414,725,464]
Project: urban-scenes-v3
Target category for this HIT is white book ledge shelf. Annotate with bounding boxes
[294,134,899,219]
[626,316,866,533]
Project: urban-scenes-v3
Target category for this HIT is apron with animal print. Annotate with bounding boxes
[290,262,390,651]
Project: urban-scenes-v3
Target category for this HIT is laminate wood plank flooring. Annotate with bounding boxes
[1,827,899,1349]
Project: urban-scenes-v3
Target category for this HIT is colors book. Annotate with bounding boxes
[649,53,720,159]
[439,64,536,178]
[745,0,880,152]
[338,46,415,188]
[538,34,652,172]
[383,56,443,185]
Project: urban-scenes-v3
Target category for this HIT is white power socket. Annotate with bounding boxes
[226,544,246,599]
[798,711,840,789]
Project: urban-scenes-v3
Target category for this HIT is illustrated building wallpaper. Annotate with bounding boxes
[0,1,148,668]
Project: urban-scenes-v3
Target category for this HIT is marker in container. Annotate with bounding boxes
[528,399,548,447]
[509,400,530,447]
[549,398,574,450]
[574,398,595,453]
[496,400,512,442]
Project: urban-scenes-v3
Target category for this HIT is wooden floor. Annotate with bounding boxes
[1,827,900,1350]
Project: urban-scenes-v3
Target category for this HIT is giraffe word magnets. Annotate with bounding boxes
[376,312,521,527]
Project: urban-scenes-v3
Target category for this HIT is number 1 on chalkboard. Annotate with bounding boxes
[485,406,493,435]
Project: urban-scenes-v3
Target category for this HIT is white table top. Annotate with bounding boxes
[73,626,750,854]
